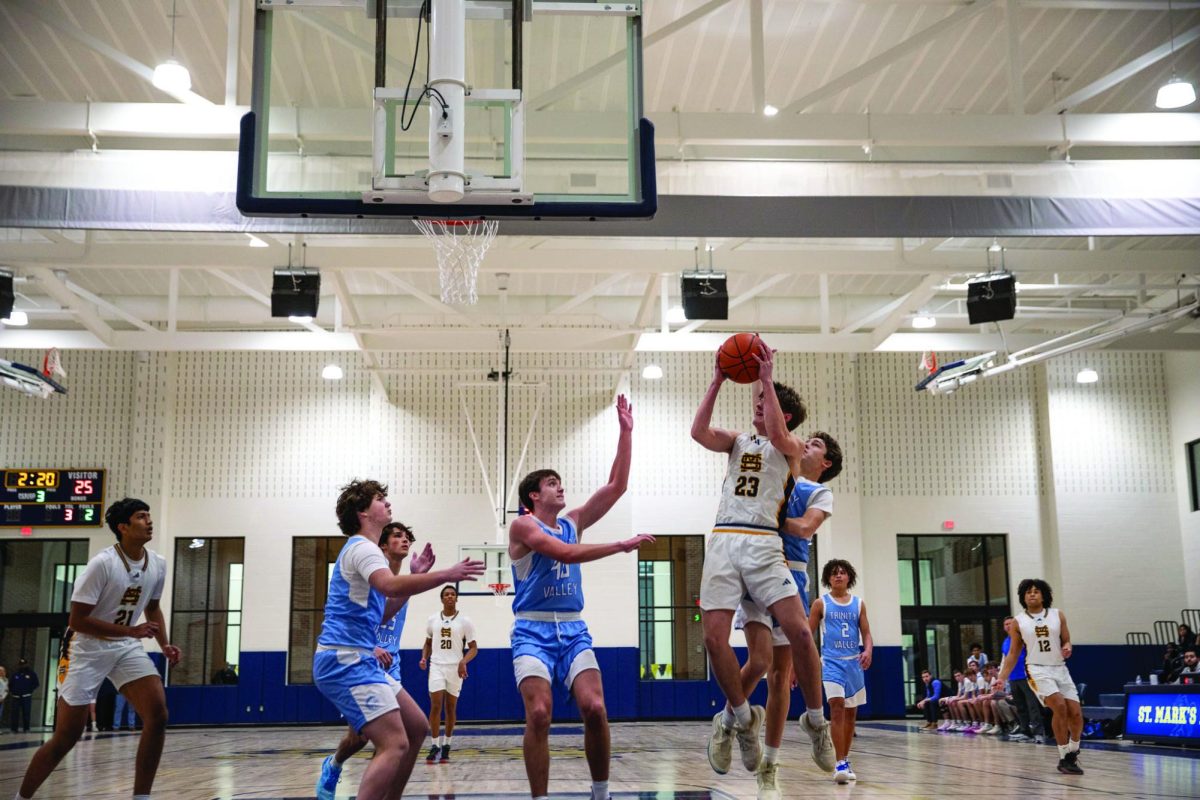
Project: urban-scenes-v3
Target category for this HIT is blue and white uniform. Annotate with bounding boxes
[313,535,400,732]
[375,601,408,685]
[820,592,867,707]
[701,433,803,612]
[509,515,599,690]
[734,478,832,645]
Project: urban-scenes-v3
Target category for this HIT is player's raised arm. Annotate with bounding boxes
[692,355,739,453]
[370,557,483,599]
[754,347,804,457]
[568,394,633,533]
[510,514,653,565]
[783,506,828,540]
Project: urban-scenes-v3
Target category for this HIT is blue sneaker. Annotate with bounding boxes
[317,755,342,800]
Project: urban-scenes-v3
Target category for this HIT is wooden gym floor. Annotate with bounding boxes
[0,720,1194,799]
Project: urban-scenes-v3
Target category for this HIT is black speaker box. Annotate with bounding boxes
[271,269,321,318]
[966,274,1016,325]
[681,273,728,320]
[0,272,13,319]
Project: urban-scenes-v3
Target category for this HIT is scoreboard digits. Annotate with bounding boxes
[1,469,106,528]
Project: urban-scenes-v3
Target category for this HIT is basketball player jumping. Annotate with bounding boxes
[995,578,1085,775]
[420,584,477,764]
[313,480,484,800]
[692,346,836,777]
[508,394,654,800]
[732,432,842,799]
[14,498,181,800]
[316,520,434,800]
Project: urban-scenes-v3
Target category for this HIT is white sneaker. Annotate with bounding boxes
[985,724,1002,735]
[707,712,733,775]
[799,714,837,773]
[755,760,781,800]
[844,762,857,781]
[735,705,765,772]
[834,762,852,784]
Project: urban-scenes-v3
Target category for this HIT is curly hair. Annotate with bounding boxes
[335,479,388,536]
[1017,578,1054,609]
[773,382,807,431]
[104,497,150,539]
[821,558,858,589]
[379,521,413,546]
[811,430,843,483]
[518,469,561,513]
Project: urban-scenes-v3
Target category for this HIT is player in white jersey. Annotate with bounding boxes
[995,578,1084,776]
[316,521,434,800]
[313,480,484,800]
[507,395,654,800]
[420,585,477,764]
[808,559,873,784]
[693,346,836,776]
[731,432,842,800]
[14,498,181,800]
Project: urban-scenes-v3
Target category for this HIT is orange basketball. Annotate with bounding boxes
[717,332,764,384]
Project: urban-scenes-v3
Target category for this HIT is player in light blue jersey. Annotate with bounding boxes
[507,395,655,800]
[732,431,842,800]
[809,559,873,784]
[317,521,432,799]
[313,480,484,800]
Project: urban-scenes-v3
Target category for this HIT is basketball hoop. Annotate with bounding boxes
[488,582,510,607]
[413,218,499,305]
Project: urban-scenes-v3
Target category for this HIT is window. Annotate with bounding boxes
[170,538,245,685]
[289,537,346,684]
[637,536,706,680]
[0,539,89,613]
[1189,438,1200,512]
[896,534,1010,706]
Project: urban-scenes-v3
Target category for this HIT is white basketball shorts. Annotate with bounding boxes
[428,662,465,697]
[58,638,160,707]
[1025,663,1079,704]
[700,532,797,612]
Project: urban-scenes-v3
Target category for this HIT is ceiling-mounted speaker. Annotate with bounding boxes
[271,269,320,318]
[966,273,1016,325]
[681,272,728,320]
[0,270,14,319]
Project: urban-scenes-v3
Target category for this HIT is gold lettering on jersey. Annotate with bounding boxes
[440,627,451,639]
[1035,625,1049,638]
[739,453,763,472]
[120,587,142,605]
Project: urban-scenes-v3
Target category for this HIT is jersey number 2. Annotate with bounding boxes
[734,476,760,497]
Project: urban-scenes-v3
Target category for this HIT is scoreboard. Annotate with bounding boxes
[2,469,106,527]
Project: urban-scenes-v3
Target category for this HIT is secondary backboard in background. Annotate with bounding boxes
[239,0,655,220]
[458,543,513,597]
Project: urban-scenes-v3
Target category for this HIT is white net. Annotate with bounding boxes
[413,218,499,305]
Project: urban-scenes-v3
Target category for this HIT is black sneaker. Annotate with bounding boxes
[439,744,451,763]
[425,744,440,764]
[1056,753,1083,775]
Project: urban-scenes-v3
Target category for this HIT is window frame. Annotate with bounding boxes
[287,536,346,685]
[169,536,245,686]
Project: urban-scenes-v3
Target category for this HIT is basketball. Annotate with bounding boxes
[717,332,764,384]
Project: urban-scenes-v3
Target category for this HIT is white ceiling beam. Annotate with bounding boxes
[677,273,790,334]
[1022,2,1200,9]
[781,0,997,114]
[6,0,213,107]
[749,0,766,114]
[25,268,114,345]
[530,0,736,110]
[819,274,831,334]
[167,268,179,334]
[375,271,470,319]
[1004,0,1026,115]
[547,273,631,316]
[329,269,388,399]
[207,268,326,333]
[838,294,913,336]
[1041,25,1200,113]
[64,280,158,333]
[225,0,242,106]
[869,274,947,348]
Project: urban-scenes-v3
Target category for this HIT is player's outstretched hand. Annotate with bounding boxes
[162,644,182,666]
[620,533,656,552]
[616,393,633,432]
[446,557,486,583]
[751,339,776,383]
[130,622,159,639]
[410,542,436,574]
[373,647,393,670]
[712,352,727,385]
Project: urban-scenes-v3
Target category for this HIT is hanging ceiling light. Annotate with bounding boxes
[641,364,664,379]
[911,314,937,329]
[322,364,344,380]
[152,0,192,94]
[762,104,779,117]
[1076,368,1099,384]
[1156,0,1196,109]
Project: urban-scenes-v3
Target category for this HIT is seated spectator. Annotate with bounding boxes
[936,670,967,731]
[1160,643,1183,683]
[916,668,943,729]
[1177,648,1199,683]
[966,642,988,671]
[1178,624,1195,650]
[975,664,1018,736]
[212,663,239,685]
[945,662,987,732]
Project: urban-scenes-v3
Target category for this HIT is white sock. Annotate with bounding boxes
[133,795,151,800]
[1068,738,1080,753]
[732,701,752,728]
[439,734,446,746]
[806,708,824,726]
[444,736,452,747]
[591,780,609,800]
[762,745,780,765]
[720,705,737,729]
[332,753,346,767]
[1057,743,1069,758]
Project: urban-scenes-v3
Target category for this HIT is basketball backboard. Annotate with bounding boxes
[239,1,654,220]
